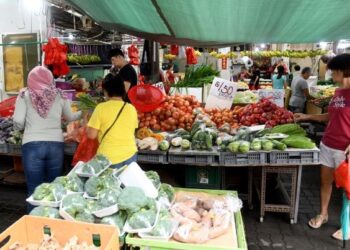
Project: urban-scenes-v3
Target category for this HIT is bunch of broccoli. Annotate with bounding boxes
[32,183,66,202]
[81,154,110,175]
[61,193,95,223]
[30,206,60,219]
[53,173,84,193]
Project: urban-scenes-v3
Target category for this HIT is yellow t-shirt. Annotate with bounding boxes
[88,100,138,164]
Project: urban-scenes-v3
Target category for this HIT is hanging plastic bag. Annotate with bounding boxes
[170,45,179,56]
[334,157,350,199]
[186,47,197,65]
[128,44,140,65]
[72,131,99,166]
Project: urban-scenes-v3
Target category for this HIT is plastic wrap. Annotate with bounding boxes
[29,206,60,219]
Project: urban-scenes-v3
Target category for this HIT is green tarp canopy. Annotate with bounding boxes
[68,0,350,46]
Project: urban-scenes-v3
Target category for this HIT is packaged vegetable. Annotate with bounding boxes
[146,171,161,190]
[262,140,274,151]
[181,139,191,150]
[127,209,157,229]
[101,210,128,231]
[53,173,84,193]
[32,183,66,202]
[158,140,170,151]
[148,210,175,237]
[97,188,121,207]
[171,137,183,147]
[227,141,240,153]
[117,186,149,213]
[250,138,262,151]
[60,193,94,223]
[29,206,60,218]
[81,154,111,175]
[238,141,250,153]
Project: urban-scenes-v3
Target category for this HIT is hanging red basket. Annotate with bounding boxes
[0,96,16,117]
[128,83,165,113]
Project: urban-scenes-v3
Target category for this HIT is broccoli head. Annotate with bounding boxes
[117,187,148,213]
[128,209,157,229]
[100,210,128,231]
[145,171,161,189]
[29,206,60,219]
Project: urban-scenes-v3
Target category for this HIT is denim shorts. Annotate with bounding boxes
[110,153,137,169]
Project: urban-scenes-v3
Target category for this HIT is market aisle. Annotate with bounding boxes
[0,167,344,250]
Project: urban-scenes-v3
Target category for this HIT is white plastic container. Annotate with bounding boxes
[26,196,61,208]
[117,162,158,198]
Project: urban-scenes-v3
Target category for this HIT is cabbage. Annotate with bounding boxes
[181,139,191,150]
[159,140,170,151]
[227,141,241,153]
[239,141,250,153]
[250,139,262,151]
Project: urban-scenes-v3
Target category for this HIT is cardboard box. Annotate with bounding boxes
[0,216,119,249]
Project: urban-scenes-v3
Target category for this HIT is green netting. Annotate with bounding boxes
[68,0,350,45]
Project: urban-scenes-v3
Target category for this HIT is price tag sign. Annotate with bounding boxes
[205,77,237,109]
[153,82,166,94]
[257,89,285,107]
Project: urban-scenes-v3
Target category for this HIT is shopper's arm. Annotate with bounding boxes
[294,113,329,123]
[63,99,82,122]
[86,127,99,140]
[303,88,314,100]
[13,95,26,130]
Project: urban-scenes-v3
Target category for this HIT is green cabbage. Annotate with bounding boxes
[239,141,250,153]
[158,140,170,151]
[228,141,241,153]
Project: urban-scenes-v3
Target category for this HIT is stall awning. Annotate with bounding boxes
[68,0,350,46]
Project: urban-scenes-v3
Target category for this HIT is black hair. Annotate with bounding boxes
[108,48,124,59]
[102,73,126,97]
[277,65,284,79]
[294,65,301,71]
[301,67,311,75]
[327,53,350,77]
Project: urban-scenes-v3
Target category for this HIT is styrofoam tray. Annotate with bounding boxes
[138,219,178,241]
[26,195,61,208]
[92,204,119,218]
[59,202,75,221]
[74,160,111,178]
[123,202,161,234]
[83,192,99,200]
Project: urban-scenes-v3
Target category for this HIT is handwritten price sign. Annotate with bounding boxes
[153,82,166,94]
[205,77,237,109]
[257,89,285,107]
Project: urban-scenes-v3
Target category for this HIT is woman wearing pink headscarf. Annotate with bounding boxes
[13,66,81,211]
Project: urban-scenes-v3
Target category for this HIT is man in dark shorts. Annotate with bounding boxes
[108,48,138,103]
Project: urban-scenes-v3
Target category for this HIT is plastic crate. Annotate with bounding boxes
[269,149,320,165]
[64,143,78,155]
[7,144,21,155]
[220,151,267,166]
[185,166,222,189]
[0,143,8,153]
[168,147,219,166]
[137,150,167,164]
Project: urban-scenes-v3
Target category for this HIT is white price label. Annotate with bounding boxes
[154,82,166,94]
[205,77,237,109]
[257,89,285,107]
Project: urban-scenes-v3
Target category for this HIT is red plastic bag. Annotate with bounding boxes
[128,44,140,65]
[170,45,179,56]
[71,132,99,166]
[334,158,350,199]
[186,47,197,65]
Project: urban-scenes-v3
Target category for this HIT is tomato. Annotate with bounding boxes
[172,112,180,119]
[144,121,150,127]
[139,122,145,128]
[165,110,172,117]
[153,124,161,131]
[153,108,161,116]
[179,123,185,128]
[150,119,157,125]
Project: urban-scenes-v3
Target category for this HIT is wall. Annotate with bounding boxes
[0,0,48,96]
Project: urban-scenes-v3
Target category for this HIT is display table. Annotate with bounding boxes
[126,188,247,250]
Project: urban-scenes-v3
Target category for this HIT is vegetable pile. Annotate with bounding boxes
[175,65,219,88]
[238,98,294,127]
[138,94,201,131]
[32,183,66,202]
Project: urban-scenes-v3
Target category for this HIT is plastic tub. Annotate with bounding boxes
[63,90,76,101]
[56,81,73,90]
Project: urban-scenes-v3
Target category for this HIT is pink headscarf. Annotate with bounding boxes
[26,66,64,118]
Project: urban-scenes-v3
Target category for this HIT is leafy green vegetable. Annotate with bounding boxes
[239,141,250,153]
[84,175,120,198]
[228,141,241,153]
[250,139,262,151]
[149,210,173,237]
[159,140,170,151]
[181,139,191,150]
[97,188,121,207]
[82,154,110,174]
[29,206,60,219]
[262,140,274,151]
[175,65,219,87]
[118,187,149,213]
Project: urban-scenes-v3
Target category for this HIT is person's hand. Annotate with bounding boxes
[294,113,308,122]
[344,144,350,156]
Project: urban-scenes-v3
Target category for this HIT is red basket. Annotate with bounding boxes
[128,83,165,113]
[0,96,16,117]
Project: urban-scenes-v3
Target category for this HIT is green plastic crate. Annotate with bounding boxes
[185,166,222,189]
[125,188,247,250]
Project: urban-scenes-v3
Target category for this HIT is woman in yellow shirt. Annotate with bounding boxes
[87,74,138,169]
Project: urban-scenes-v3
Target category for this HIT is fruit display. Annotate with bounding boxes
[311,85,337,98]
[238,99,294,127]
[239,49,327,58]
[204,107,241,129]
[237,81,249,89]
[67,54,101,65]
[138,95,201,131]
